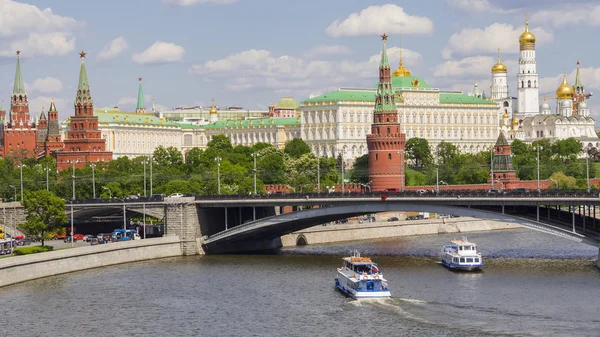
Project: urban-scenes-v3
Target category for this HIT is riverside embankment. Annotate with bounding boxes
[0,236,182,288]
[281,217,522,246]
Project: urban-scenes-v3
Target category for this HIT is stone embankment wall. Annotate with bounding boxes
[0,236,182,288]
[280,217,522,247]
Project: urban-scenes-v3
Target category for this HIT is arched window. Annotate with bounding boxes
[376,154,379,161]
[503,101,509,107]
[521,81,524,88]
[388,153,392,160]
[387,127,390,135]
[528,80,531,88]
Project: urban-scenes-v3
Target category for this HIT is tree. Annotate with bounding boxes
[20,190,67,246]
[207,134,233,153]
[548,172,576,189]
[405,138,432,169]
[552,138,582,162]
[284,138,311,158]
[349,154,368,184]
[153,146,184,167]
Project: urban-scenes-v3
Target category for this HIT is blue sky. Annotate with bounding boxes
[0,0,599,123]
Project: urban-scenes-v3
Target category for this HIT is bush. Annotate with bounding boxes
[12,246,54,256]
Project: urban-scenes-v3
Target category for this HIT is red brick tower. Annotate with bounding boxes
[45,99,64,156]
[0,51,37,159]
[36,107,48,157]
[367,34,406,192]
[55,51,112,170]
[489,131,520,188]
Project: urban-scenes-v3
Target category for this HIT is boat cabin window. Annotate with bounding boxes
[460,258,465,263]
[453,258,458,263]
[474,258,479,263]
[466,258,473,263]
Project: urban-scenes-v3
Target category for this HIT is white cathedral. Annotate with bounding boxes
[489,16,598,147]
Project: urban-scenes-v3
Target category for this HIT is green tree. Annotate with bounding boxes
[349,154,369,184]
[20,190,67,246]
[548,171,576,189]
[207,134,233,153]
[405,138,433,169]
[284,138,311,158]
[153,146,184,167]
[552,138,582,162]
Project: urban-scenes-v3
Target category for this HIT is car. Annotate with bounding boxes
[16,238,32,246]
[510,188,530,194]
[416,189,428,195]
[89,238,99,245]
[64,235,77,243]
[168,193,184,198]
[73,234,85,241]
[385,188,401,193]
[387,217,399,222]
[150,194,166,201]
[96,233,112,243]
[85,235,97,242]
[125,195,140,200]
[488,188,505,195]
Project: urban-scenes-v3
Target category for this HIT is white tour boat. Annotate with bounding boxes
[442,237,484,271]
[334,251,391,299]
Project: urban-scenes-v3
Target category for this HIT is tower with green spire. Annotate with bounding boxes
[10,50,31,125]
[489,131,519,188]
[56,51,112,171]
[367,33,406,192]
[136,77,146,114]
[573,60,589,115]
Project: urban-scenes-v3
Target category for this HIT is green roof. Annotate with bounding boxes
[94,109,180,127]
[439,93,496,105]
[13,53,25,95]
[202,117,300,129]
[391,76,431,89]
[76,58,93,105]
[275,97,299,110]
[303,89,376,103]
[137,79,145,110]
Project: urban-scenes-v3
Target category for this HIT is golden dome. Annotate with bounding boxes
[519,15,536,46]
[209,98,217,114]
[502,111,509,118]
[492,49,507,73]
[556,73,574,99]
[512,118,519,126]
[392,34,411,77]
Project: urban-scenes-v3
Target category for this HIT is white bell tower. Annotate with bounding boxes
[516,14,539,119]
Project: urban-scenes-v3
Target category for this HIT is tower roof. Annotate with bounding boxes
[379,33,390,68]
[374,34,396,113]
[210,98,217,114]
[556,72,574,99]
[492,48,507,73]
[392,33,411,77]
[13,50,25,95]
[49,98,57,112]
[519,13,536,46]
[39,106,46,120]
[495,131,509,146]
[137,77,145,110]
[76,50,93,105]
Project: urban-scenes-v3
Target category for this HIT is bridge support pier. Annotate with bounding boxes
[572,209,576,233]
[164,198,203,255]
[225,207,228,230]
[536,205,539,221]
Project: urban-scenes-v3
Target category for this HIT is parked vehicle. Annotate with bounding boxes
[168,193,184,198]
[488,188,505,195]
[16,238,32,246]
[84,235,97,242]
[387,217,399,222]
[89,238,99,245]
[149,194,166,201]
[73,234,85,241]
[64,235,77,243]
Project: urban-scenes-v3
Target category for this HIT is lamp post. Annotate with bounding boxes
[341,148,345,195]
[8,185,16,202]
[43,166,50,191]
[142,159,148,197]
[18,163,24,201]
[585,148,591,193]
[71,161,76,248]
[435,150,439,195]
[535,145,543,193]
[90,164,96,199]
[103,186,112,199]
[149,156,153,196]
[317,151,320,195]
[215,156,222,194]
[490,147,494,190]
[252,152,258,195]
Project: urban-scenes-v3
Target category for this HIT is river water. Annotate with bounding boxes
[1,228,599,337]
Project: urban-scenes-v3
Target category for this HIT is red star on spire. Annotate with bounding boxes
[79,50,87,59]
[381,33,388,41]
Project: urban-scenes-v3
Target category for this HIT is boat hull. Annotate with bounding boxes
[334,278,391,299]
[441,259,484,271]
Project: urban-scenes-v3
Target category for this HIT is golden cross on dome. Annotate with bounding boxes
[79,50,87,59]
[381,33,388,41]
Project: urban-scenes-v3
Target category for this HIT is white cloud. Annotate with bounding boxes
[0,2,79,58]
[132,41,185,65]
[531,5,600,28]
[441,23,553,59]
[189,46,422,92]
[445,0,518,14]
[117,97,137,105]
[304,45,352,59]
[162,0,238,6]
[433,56,518,78]
[325,4,434,37]
[98,37,128,60]
[29,96,68,118]
[26,77,63,94]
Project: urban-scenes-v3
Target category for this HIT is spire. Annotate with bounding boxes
[136,77,146,113]
[75,50,93,106]
[39,106,46,120]
[495,131,508,146]
[13,50,25,95]
[49,97,57,112]
[574,60,583,89]
[379,33,390,67]
[392,33,411,77]
[152,98,156,113]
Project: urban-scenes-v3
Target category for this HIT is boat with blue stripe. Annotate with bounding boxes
[334,251,391,299]
[442,237,484,271]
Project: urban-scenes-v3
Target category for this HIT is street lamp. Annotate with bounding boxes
[585,147,591,193]
[8,185,16,202]
[149,156,153,196]
[90,163,96,199]
[490,147,494,190]
[215,156,222,195]
[142,159,148,197]
[340,148,345,195]
[252,152,258,195]
[17,163,24,201]
[435,150,440,195]
[43,166,50,191]
[535,145,544,193]
[316,151,321,195]
[103,186,112,199]
[70,160,78,248]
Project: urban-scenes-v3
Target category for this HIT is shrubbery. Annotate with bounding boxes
[12,246,54,256]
